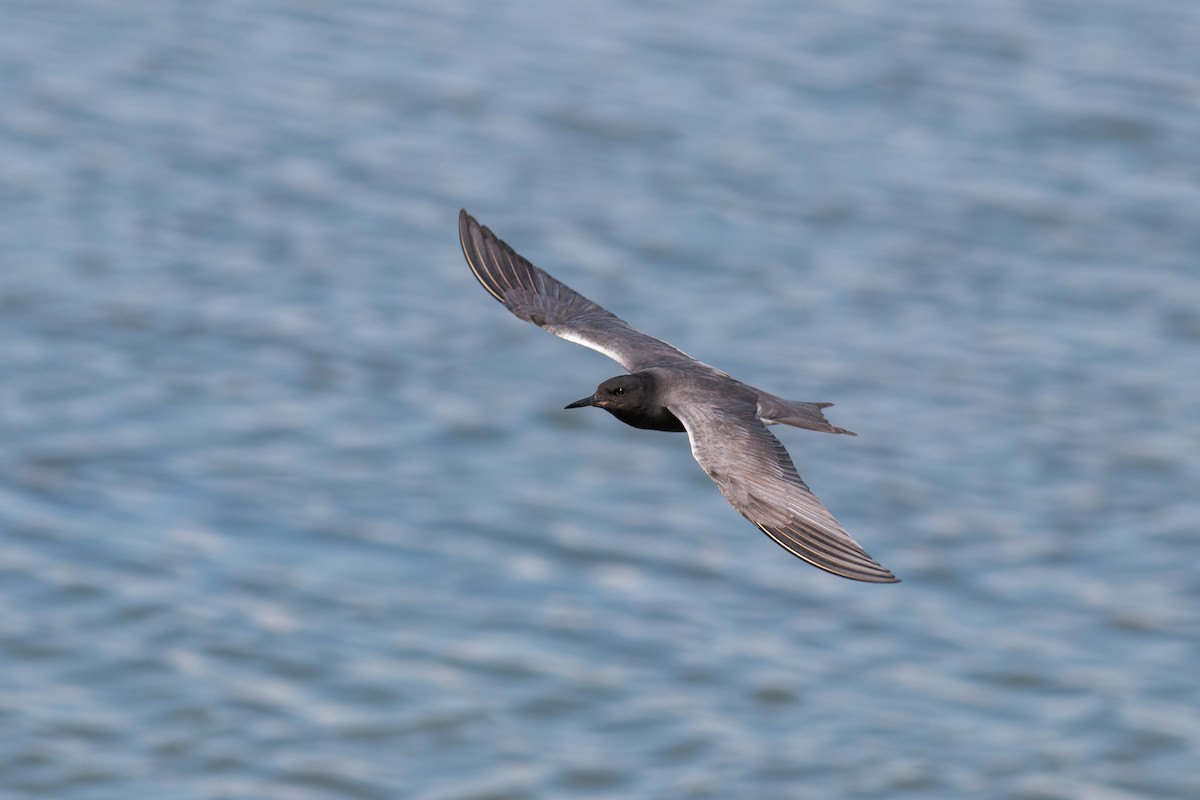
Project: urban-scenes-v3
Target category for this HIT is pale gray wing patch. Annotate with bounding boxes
[677,405,898,583]
[459,210,698,372]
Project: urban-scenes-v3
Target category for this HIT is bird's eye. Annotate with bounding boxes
[613,387,625,396]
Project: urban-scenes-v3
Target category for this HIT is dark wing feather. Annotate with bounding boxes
[459,209,704,373]
[674,404,898,583]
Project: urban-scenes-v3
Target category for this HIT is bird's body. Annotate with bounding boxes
[458,209,898,583]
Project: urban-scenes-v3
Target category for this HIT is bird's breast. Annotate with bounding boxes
[605,405,686,432]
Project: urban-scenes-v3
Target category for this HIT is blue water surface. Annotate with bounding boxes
[1,1,1198,798]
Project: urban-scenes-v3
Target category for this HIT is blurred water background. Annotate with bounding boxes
[2,1,1199,798]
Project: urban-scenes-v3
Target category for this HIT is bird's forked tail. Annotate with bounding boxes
[755,392,856,435]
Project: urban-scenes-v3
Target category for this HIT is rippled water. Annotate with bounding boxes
[2,1,1198,798]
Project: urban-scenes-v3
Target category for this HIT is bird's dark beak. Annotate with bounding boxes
[564,395,599,410]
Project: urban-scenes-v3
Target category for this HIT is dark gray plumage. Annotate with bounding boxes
[459,209,898,584]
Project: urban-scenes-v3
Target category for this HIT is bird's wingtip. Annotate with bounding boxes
[753,522,900,584]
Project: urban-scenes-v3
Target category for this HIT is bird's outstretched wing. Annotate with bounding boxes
[459,209,709,373]
[673,404,899,583]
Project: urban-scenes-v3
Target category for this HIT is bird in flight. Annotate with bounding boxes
[458,209,898,583]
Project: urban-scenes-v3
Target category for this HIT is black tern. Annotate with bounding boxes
[459,209,898,583]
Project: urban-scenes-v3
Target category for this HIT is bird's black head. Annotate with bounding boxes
[564,373,684,432]
[563,374,645,409]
